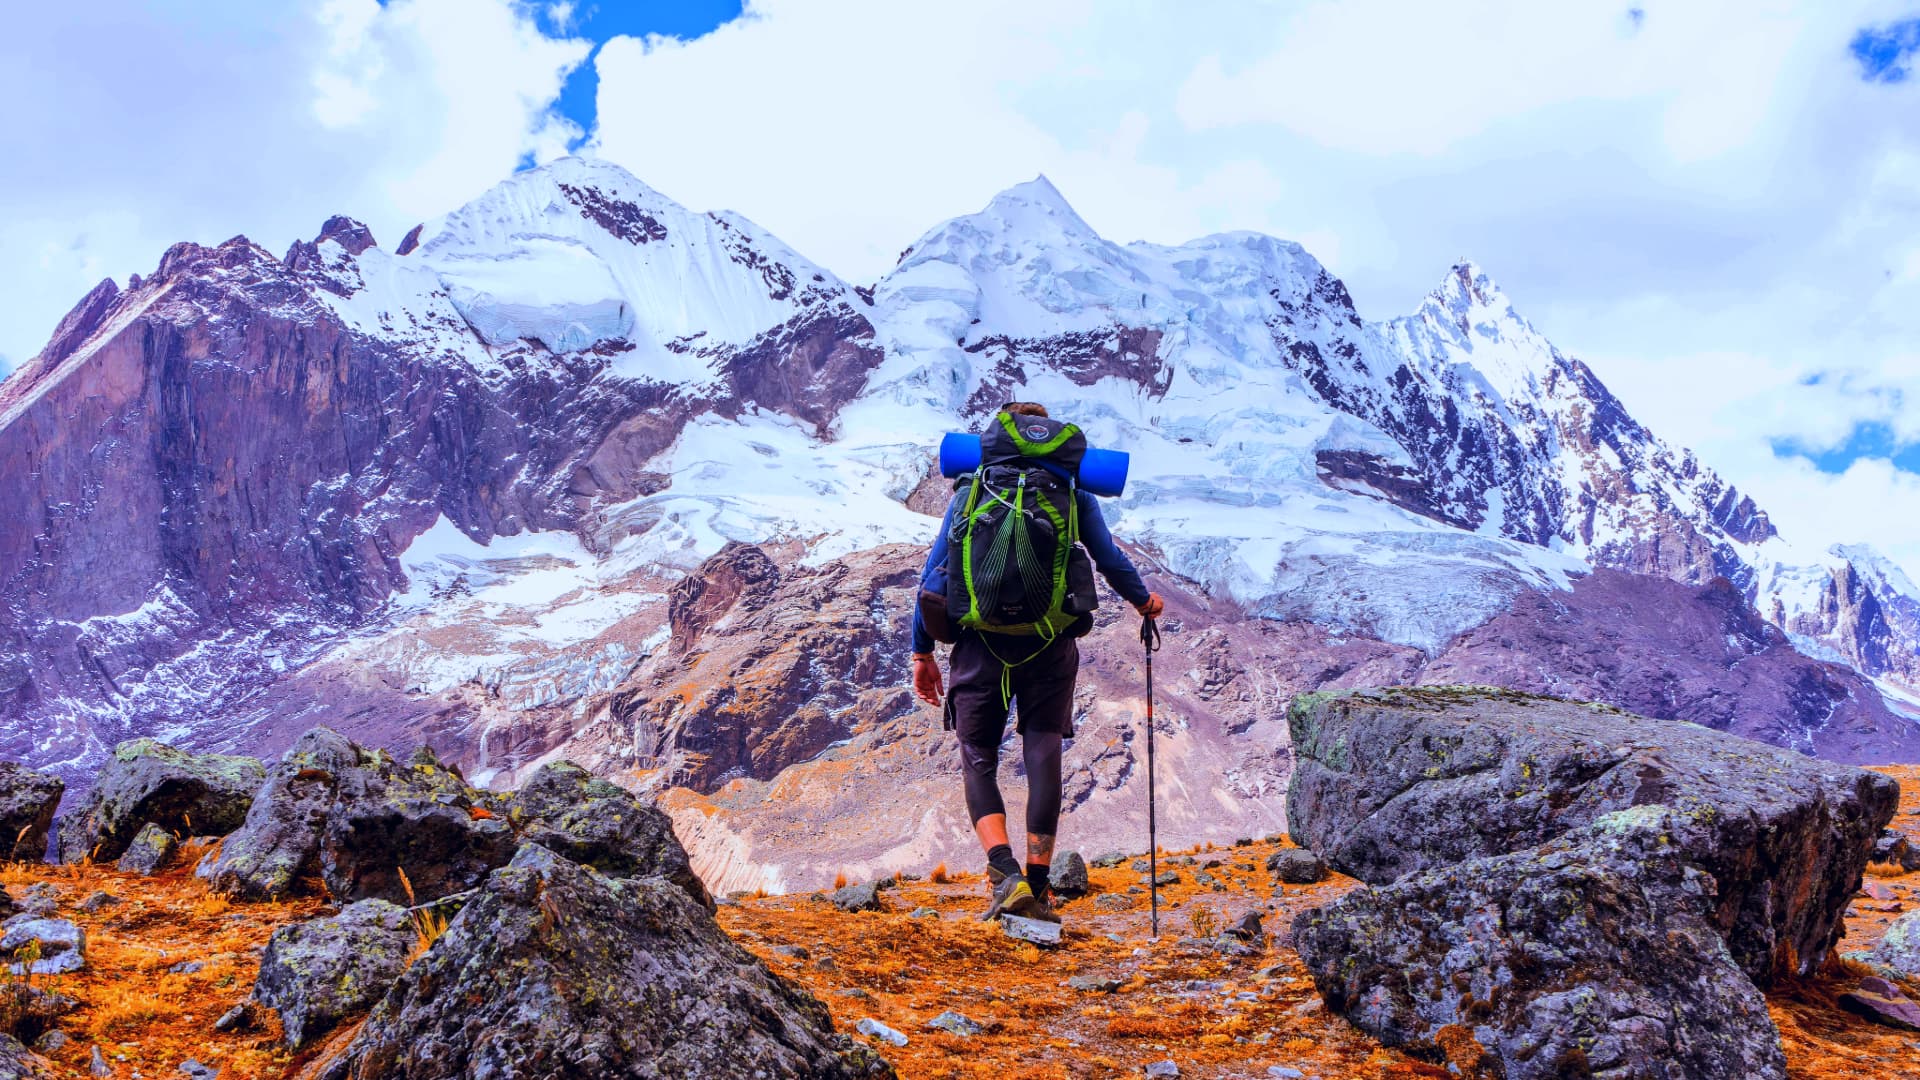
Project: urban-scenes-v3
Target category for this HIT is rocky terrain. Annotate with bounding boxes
[2,155,1919,897]
[0,701,1915,1079]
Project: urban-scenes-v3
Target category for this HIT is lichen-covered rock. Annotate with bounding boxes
[830,880,886,913]
[114,823,176,875]
[0,765,62,863]
[503,760,711,910]
[200,729,509,905]
[1869,909,1920,978]
[251,899,415,1049]
[1294,806,1786,1080]
[0,1034,51,1079]
[56,739,263,863]
[322,844,894,1079]
[1286,686,1894,983]
[204,732,710,910]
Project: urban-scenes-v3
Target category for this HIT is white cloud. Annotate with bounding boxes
[0,0,586,363]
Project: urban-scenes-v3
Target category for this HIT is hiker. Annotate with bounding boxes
[910,402,1163,922]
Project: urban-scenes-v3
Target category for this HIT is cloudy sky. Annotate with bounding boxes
[5,0,1919,576]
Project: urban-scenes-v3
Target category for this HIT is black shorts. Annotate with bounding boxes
[942,631,1080,743]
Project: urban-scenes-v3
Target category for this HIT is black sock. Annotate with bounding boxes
[1026,863,1050,898]
[987,845,1021,879]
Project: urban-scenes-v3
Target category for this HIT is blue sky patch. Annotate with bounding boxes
[1850,17,1920,83]
[1773,420,1920,474]
[531,0,745,153]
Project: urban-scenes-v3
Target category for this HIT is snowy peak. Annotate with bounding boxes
[976,175,1101,242]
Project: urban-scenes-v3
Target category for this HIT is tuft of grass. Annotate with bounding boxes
[832,871,848,890]
[91,989,182,1041]
[1188,903,1218,940]
[930,862,950,884]
[397,867,449,965]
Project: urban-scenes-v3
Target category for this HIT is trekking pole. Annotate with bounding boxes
[1141,613,1162,938]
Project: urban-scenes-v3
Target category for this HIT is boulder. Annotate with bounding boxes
[57,739,263,863]
[114,823,176,876]
[1287,686,1894,983]
[196,727,362,900]
[1049,852,1089,897]
[1838,975,1920,1031]
[503,761,711,910]
[1294,806,1785,1080]
[321,844,893,1079]
[251,899,415,1049]
[1266,849,1327,885]
[0,919,85,975]
[203,730,709,910]
[0,765,61,862]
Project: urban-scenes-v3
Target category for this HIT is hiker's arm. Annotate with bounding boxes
[1076,491,1151,607]
[910,500,956,656]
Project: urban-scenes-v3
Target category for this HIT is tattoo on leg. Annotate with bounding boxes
[1027,833,1055,866]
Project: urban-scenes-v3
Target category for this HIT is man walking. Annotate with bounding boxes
[910,402,1162,921]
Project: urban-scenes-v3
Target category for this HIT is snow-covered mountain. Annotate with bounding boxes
[2,156,1916,883]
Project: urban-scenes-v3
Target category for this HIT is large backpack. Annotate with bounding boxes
[926,413,1098,642]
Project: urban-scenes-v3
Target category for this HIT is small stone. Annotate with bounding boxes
[78,891,121,914]
[213,1003,253,1032]
[1091,852,1129,868]
[856,1017,909,1047]
[926,1010,984,1037]
[1067,974,1122,993]
[909,907,940,919]
[91,1046,114,1078]
[835,987,872,1000]
[34,1030,69,1053]
[831,881,886,913]
[1254,964,1286,980]
[772,944,810,961]
[1051,852,1090,897]
[1195,872,1216,887]
[1130,859,1151,874]
[1001,915,1063,947]
[1267,1068,1306,1079]
[1142,871,1179,887]
[179,1061,219,1080]
[18,884,58,919]
[1266,849,1328,885]
[167,960,205,974]
[812,956,839,973]
[1095,895,1131,911]
[1226,911,1263,939]
[1839,985,1920,1031]
[1145,1060,1180,1078]
[1864,881,1895,901]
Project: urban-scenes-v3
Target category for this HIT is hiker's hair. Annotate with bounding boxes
[1001,402,1049,418]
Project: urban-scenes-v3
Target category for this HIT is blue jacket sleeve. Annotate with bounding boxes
[910,498,956,654]
[1077,491,1151,607]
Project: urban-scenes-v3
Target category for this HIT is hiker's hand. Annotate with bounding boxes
[1134,592,1165,619]
[912,653,944,707]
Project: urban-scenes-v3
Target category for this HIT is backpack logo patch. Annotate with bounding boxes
[1025,424,1049,440]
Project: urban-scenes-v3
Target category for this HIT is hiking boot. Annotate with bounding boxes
[981,872,1031,921]
[1008,888,1062,925]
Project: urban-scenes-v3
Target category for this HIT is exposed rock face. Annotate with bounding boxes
[56,739,262,863]
[1293,806,1787,1080]
[325,844,892,1080]
[196,727,364,900]
[0,919,85,976]
[0,765,62,862]
[251,898,414,1049]
[0,1035,51,1079]
[1287,687,1894,982]
[1419,570,1920,763]
[1287,687,1895,1078]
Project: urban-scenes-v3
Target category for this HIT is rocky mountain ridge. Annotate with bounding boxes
[2,156,1917,891]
